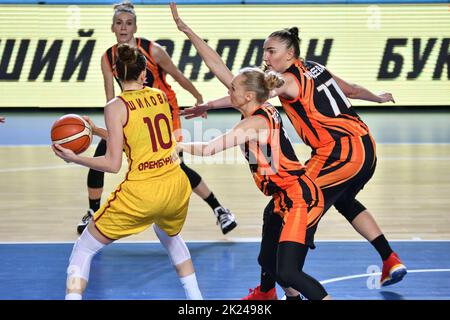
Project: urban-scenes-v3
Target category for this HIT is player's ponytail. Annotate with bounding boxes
[239,67,284,104]
[118,43,137,65]
[116,43,146,82]
[288,27,300,42]
[264,71,285,91]
[268,27,301,59]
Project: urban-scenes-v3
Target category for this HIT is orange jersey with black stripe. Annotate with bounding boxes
[104,38,182,141]
[279,60,370,149]
[119,87,179,181]
[240,104,306,196]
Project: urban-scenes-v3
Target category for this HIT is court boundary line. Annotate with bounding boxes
[320,269,450,285]
[1,239,450,245]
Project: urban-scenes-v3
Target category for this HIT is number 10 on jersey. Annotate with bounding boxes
[143,114,173,152]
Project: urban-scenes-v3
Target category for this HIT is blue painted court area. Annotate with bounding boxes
[0,241,449,300]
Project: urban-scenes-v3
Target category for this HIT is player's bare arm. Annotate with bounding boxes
[101,54,116,102]
[178,116,269,156]
[170,2,233,89]
[53,99,125,173]
[331,71,395,104]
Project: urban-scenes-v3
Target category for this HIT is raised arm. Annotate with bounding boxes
[152,42,203,104]
[170,2,233,89]
[178,115,269,156]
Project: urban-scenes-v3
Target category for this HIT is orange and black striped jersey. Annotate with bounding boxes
[104,38,177,102]
[279,60,370,149]
[104,37,183,141]
[240,104,306,196]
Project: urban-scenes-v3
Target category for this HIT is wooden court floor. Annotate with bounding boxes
[1,143,449,243]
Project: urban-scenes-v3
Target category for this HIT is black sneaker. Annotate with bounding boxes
[214,207,237,235]
[77,209,94,235]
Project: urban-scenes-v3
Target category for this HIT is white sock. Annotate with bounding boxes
[180,273,203,300]
[65,293,82,300]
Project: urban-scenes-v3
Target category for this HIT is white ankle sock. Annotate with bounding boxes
[180,273,203,300]
[65,293,82,300]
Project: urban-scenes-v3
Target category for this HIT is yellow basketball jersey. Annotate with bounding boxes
[119,87,179,181]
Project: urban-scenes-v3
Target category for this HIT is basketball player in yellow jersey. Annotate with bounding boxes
[52,44,202,300]
[78,1,237,236]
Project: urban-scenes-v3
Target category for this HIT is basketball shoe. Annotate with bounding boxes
[214,207,237,234]
[242,285,277,300]
[380,252,407,287]
[77,209,94,235]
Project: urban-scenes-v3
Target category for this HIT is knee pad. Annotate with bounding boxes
[87,140,107,188]
[180,162,202,189]
[87,169,105,189]
[275,264,293,288]
[275,241,308,288]
[335,199,366,223]
[275,252,301,288]
[153,224,191,266]
[67,229,105,283]
[276,266,318,295]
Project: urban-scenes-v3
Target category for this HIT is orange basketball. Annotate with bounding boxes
[51,114,92,154]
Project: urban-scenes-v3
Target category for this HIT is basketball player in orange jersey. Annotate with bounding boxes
[172,5,330,299]
[52,44,202,300]
[79,1,236,235]
[182,21,407,298]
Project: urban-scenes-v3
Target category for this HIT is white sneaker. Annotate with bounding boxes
[214,207,237,235]
[77,209,94,235]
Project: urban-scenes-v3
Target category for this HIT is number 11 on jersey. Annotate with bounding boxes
[316,78,352,116]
